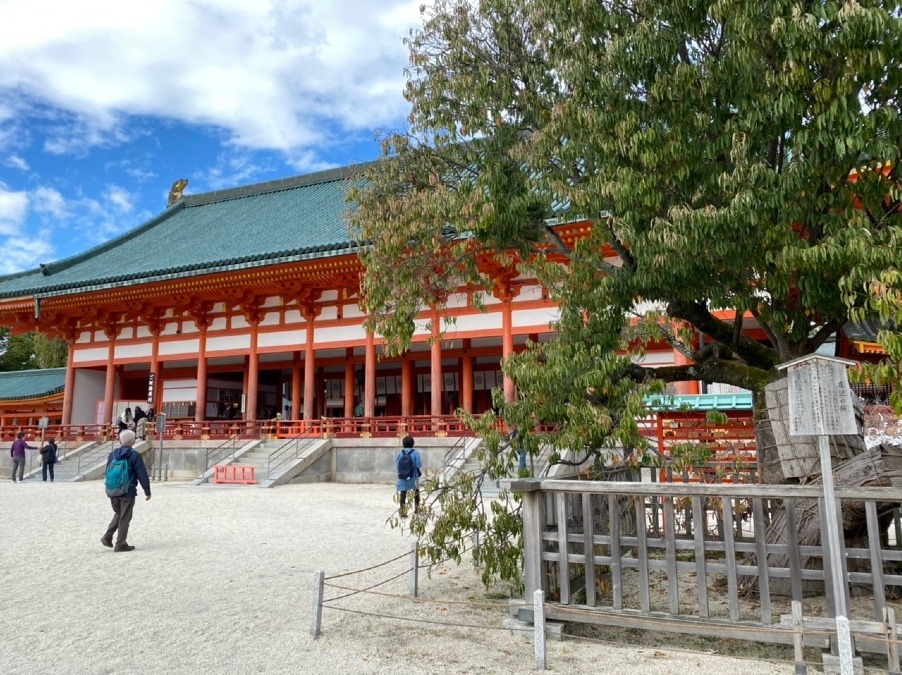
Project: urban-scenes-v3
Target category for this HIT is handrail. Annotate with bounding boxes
[203,434,247,474]
[266,428,322,478]
[76,439,116,476]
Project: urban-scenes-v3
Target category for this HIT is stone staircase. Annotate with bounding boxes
[194,435,331,488]
[24,439,152,482]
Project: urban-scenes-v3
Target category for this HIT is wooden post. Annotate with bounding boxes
[311,570,325,638]
[692,495,709,618]
[778,354,858,674]
[884,607,900,674]
[515,479,545,599]
[409,541,419,597]
[636,495,650,613]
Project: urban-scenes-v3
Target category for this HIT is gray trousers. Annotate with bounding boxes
[11,457,25,481]
[104,496,137,546]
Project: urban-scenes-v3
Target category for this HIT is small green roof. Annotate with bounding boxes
[0,368,66,401]
[645,393,753,412]
[0,164,372,300]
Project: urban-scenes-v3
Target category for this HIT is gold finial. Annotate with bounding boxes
[167,178,189,206]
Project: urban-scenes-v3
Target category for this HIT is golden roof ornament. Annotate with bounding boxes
[167,178,189,206]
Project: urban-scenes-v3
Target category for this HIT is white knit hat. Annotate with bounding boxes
[119,429,136,446]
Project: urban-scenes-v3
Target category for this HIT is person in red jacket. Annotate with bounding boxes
[10,432,36,482]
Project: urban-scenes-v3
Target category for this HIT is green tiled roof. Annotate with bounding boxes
[645,393,754,411]
[0,164,372,300]
[0,368,66,401]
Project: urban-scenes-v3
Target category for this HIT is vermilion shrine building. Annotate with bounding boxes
[0,164,886,441]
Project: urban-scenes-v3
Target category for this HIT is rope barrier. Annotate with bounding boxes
[323,568,413,603]
[323,580,517,610]
[322,604,534,634]
[324,549,411,580]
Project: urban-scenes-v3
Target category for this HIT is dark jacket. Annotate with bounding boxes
[40,442,58,464]
[106,446,151,498]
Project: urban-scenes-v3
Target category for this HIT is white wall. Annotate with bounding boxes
[72,369,106,425]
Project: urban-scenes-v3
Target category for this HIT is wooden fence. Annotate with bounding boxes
[502,477,902,662]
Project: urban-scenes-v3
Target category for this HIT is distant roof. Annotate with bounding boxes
[645,393,754,412]
[844,319,889,355]
[844,319,886,343]
[0,368,66,401]
[0,163,374,300]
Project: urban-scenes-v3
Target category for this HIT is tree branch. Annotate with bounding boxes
[666,300,778,369]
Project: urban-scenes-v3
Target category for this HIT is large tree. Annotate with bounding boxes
[0,328,68,372]
[349,1,902,586]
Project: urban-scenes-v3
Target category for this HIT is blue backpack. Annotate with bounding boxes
[105,452,132,497]
[397,448,415,480]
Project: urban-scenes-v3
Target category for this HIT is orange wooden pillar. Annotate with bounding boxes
[150,329,161,412]
[430,308,443,417]
[194,326,208,422]
[303,318,316,421]
[102,325,117,427]
[364,330,376,417]
[291,351,302,421]
[401,357,412,417]
[246,320,260,421]
[461,339,473,414]
[62,340,76,425]
[502,298,515,402]
[344,354,355,418]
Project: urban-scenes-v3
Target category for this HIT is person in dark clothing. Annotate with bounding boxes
[40,438,58,482]
[101,430,151,552]
[10,432,36,482]
[395,435,422,517]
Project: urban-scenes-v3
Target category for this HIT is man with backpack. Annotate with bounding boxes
[395,435,422,517]
[101,429,151,553]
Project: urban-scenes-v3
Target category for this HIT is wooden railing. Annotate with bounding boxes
[504,477,902,659]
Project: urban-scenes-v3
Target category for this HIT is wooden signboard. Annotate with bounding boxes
[783,356,857,437]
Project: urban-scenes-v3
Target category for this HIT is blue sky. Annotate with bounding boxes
[0,0,422,274]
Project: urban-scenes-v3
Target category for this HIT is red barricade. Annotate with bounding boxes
[212,464,256,485]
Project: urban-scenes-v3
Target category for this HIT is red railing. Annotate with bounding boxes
[0,415,481,443]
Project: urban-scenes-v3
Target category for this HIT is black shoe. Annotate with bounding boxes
[114,544,135,552]
[101,537,113,548]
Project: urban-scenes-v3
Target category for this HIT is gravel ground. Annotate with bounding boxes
[0,479,790,674]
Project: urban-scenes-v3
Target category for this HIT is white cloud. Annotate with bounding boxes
[0,184,29,235]
[105,184,135,214]
[0,233,53,275]
[32,186,68,220]
[3,154,29,171]
[0,0,421,155]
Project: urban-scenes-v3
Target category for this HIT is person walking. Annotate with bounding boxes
[10,432,36,482]
[101,430,151,553]
[395,435,422,517]
[40,437,59,482]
